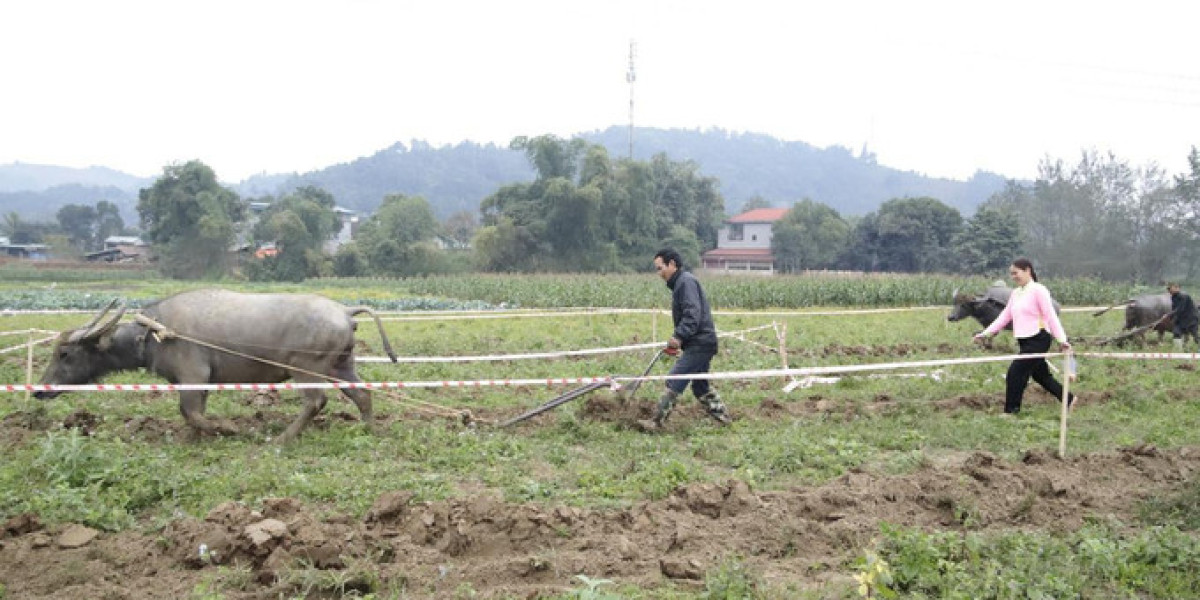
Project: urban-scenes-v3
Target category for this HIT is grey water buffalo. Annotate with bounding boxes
[1093,293,1173,343]
[35,289,398,442]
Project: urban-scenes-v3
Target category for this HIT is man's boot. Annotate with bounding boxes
[637,389,678,432]
[699,391,732,425]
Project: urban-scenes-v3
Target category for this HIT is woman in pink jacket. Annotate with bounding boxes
[974,257,1074,414]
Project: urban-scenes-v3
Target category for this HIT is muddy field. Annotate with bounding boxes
[1,391,1197,599]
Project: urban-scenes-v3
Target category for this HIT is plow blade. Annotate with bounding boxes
[620,348,666,402]
[499,381,609,428]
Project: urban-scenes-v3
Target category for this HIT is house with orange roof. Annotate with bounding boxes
[701,207,788,273]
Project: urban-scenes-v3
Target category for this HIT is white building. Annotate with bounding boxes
[701,207,787,272]
[324,207,359,253]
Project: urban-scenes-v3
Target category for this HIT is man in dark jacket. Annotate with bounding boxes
[638,248,731,431]
[1168,283,1199,349]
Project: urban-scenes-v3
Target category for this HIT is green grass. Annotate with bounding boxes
[862,521,1200,599]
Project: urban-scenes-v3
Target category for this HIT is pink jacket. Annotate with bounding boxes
[981,282,1068,343]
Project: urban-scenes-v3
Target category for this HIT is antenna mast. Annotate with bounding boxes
[626,40,637,160]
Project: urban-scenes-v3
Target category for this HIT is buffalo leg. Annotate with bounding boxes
[179,390,237,436]
[277,374,328,443]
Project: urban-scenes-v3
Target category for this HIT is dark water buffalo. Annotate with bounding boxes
[1094,293,1173,343]
[35,289,397,442]
[948,284,1062,346]
[947,284,1014,331]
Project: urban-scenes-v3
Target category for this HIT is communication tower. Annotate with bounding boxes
[626,40,636,160]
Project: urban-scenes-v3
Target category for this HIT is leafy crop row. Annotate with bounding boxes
[365,273,1146,310]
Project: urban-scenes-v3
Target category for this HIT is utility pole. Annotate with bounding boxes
[626,39,636,160]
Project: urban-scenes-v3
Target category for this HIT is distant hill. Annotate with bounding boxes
[0,164,148,222]
[0,163,151,194]
[254,127,1009,218]
[242,140,533,219]
[1,128,1012,223]
[584,127,1010,216]
[0,184,139,223]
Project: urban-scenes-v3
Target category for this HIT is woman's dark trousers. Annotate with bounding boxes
[1006,330,1073,413]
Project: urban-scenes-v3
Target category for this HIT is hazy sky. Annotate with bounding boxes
[1,0,1197,183]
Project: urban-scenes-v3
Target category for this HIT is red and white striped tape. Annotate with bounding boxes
[3,376,615,394]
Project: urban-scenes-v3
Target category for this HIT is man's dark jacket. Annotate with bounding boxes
[1172,291,1199,329]
[666,269,718,350]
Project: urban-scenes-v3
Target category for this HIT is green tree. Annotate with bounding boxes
[137,161,244,279]
[473,217,541,272]
[649,153,724,248]
[2,211,43,244]
[600,159,658,266]
[741,195,774,211]
[991,150,1178,282]
[357,193,444,276]
[332,242,367,276]
[660,225,702,270]
[511,134,587,180]
[94,200,125,245]
[249,186,338,281]
[1172,147,1200,279]
[477,136,724,272]
[443,210,478,249]
[846,197,963,273]
[56,204,98,251]
[1176,147,1200,219]
[951,203,1023,274]
[771,199,849,272]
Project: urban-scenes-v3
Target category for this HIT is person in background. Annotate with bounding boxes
[974,257,1074,414]
[637,248,731,431]
[1168,282,1198,350]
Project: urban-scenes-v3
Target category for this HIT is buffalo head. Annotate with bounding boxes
[35,300,127,399]
[946,292,980,323]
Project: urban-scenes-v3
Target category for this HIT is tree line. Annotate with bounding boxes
[772,148,1200,283]
[10,139,1199,285]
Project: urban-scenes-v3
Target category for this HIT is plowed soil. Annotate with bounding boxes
[2,435,1196,599]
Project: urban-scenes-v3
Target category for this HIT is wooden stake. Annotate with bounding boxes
[778,322,788,371]
[1058,351,1074,458]
[25,329,34,403]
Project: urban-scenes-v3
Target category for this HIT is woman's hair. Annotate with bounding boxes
[1012,257,1038,282]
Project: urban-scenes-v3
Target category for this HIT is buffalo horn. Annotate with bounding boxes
[69,301,127,343]
[951,287,960,300]
[79,299,119,331]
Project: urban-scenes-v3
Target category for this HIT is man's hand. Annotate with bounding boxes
[665,338,681,356]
